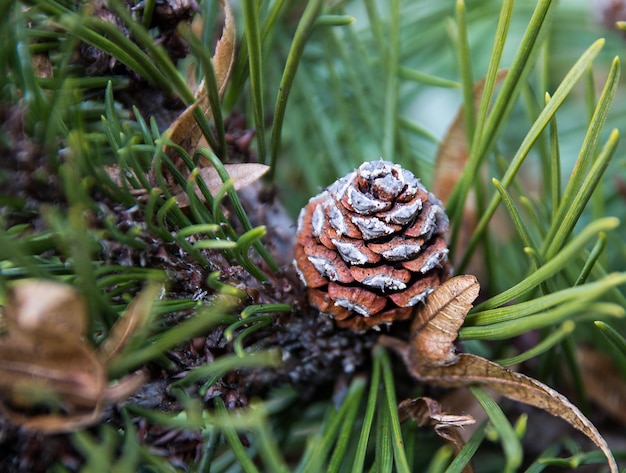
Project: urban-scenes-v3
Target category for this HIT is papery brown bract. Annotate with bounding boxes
[104,0,248,208]
[410,275,479,364]
[0,280,157,433]
[165,0,235,163]
[6,279,88,337]
[399,397,475,473]
[98,284,161,365]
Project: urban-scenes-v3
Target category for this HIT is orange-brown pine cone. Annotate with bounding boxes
[294,160,452,331]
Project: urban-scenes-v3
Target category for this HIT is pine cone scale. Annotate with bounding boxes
[368,236,425,260]
[345,185,392,214]
[331,238,381,265]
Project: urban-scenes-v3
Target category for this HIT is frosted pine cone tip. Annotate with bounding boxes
[294,160,452,331]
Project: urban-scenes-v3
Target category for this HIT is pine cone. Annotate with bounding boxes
[294,160,452,331]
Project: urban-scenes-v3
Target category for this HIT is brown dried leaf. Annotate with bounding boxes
[400,396,475,470]
[99,285,161,364]
[5,279,87,337]
[400,396,475,473]
[417,355,618,473]
[210,0,236,94]
[0,280,149,433]
[379,274,618,473]
[0,288,105,432]
[174,163,270,208]
[0,333,107,433]
[410,275,479,364]
[166,0,235,157]
[0,333,106,410]
[0,404,104,434]
[399,396,475,428]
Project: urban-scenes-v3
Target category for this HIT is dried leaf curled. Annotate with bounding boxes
[166,0,236,157]
[99,284,162,364]
[0,335,106,409]
[6,279,87,337]
[0,403,104,433]
[0,280,156,433]
[399,396,475,473]
[410,274,479,364]
[399,395,475,427]
[0,285,107,433]
[417,354,618,473]
[379,274,618,473]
